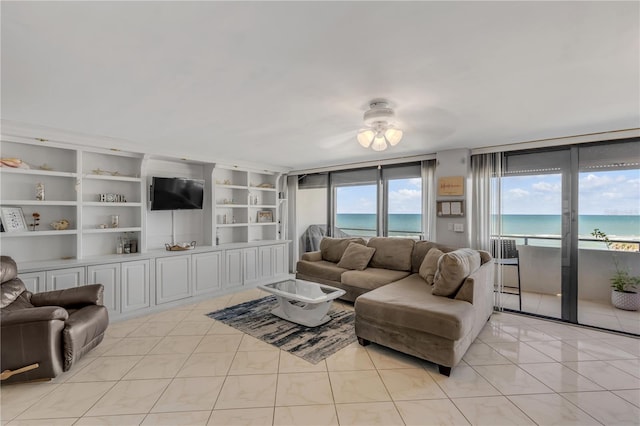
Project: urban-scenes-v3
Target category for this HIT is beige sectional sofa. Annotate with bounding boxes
[295,237,494,376]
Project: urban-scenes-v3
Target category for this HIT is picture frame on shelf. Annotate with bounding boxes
[1,207,28,232]
[257,210,273,223]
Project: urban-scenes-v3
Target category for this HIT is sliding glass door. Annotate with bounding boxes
[496,139,639,335]
[577,141,640,334]
[500,149,569,320]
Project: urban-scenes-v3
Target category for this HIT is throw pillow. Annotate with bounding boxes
[320,237,366,263]
[337,242,376,271]
[418,248,443,285]
[432,248,481,297]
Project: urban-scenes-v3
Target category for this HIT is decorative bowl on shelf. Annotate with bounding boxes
[165,241,197,251]
[50,219,69,230]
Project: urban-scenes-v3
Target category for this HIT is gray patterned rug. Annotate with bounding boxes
[206,296,356,364]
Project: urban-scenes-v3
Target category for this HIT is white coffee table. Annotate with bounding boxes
[258,279,346,327]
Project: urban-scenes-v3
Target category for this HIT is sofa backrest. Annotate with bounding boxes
[367,237,415,271]
[320,237,366,263]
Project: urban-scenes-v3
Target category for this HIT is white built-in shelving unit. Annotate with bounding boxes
[1,137,145,262]
[0,129,291,321]
[1,135,288,264]
[214,166,284,244]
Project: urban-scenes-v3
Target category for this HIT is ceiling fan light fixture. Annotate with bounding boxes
[357,129,375,148]
[357,98,403,151]
[371,134,388,151]
[384,127,403,146]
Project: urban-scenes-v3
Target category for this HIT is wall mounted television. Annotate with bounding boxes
[150,177,205,211]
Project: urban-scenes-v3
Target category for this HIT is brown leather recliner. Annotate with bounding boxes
[0,256,109,383]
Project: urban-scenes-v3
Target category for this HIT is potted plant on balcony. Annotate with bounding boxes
[591,228,640,311]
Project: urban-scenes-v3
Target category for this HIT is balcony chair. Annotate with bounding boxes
[491,239,521,310]
[0,256,109,383]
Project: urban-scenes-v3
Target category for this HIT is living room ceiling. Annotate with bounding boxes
[2,1,638,171]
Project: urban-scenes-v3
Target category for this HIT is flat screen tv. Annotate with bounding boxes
[150,177,205,211]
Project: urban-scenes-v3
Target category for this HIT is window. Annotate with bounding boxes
[384,164,422,238]
[331,168,379,237]
[330,163,423,238]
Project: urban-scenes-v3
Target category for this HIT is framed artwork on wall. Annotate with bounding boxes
[1,207,28,232]
[437,200,465,217]
[257,210,273,223]
[438,176,464,196]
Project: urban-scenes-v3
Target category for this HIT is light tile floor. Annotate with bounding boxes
[501,291,640,335]
[1,288,639,425]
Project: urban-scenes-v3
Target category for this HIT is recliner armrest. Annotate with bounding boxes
[301,251,322,262]
[1,306,69,326]
[31,284,104,308]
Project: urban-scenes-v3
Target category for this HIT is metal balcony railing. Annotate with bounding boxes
[494,234,640,252]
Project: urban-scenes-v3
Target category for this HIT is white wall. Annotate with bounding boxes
[434,149,470,246]
[145,159,205,249]
[296,187,327,256]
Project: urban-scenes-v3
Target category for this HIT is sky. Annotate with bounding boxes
[335,171,639,216]
[503,170,640,215]
[336,178,421,214]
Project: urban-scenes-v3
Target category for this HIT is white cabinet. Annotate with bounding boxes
[243,247,259,285]
[19,271,45,294]
[121,260,150,313]
[46,267,85,291]
[155,255,191,304]
[259,246,274,279]
[257,243,287,282]
[225,249,243,288]
[87,263,120,314]
[192,251,223,295]
[273,243,287,276]
[11,242,288,320]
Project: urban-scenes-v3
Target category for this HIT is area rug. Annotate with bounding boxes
[206,296,356,364]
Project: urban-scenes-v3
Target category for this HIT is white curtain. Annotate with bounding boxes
[422,160,437,241]
[470,152,503,309]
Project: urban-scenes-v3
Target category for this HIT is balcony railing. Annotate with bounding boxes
[337,227,421,238]
[495,234,640,252]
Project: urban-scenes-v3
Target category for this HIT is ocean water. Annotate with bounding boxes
[335,214,640,240]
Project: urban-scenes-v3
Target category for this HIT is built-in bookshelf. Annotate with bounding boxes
[214,167,283,244]
[1,137,287,264]
[0,138,145,262]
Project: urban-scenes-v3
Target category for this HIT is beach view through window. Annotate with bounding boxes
[500,169,639,250]
[335,178,422,238]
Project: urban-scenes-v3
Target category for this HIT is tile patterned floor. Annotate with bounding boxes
[1,288,639,425]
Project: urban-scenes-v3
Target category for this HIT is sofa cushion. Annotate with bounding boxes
[367,237,415,271]
[433,248,481,297]
[418,248,443,285]
[296,260,348,282]
[341,268,411,292]
[337,242,376,271]
[355,274,474,341]
[411,240,458,272]
[320,237,366,263]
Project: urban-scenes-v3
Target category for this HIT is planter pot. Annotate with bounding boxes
[611,290,640,311]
